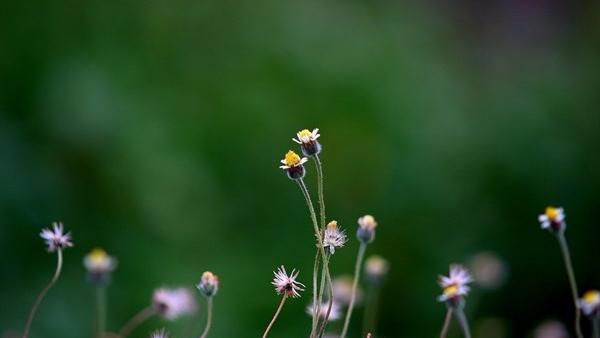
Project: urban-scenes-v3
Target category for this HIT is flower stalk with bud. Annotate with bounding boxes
[84,248,117,338]
[437,265,473,338]
[197,271,219,338]
[262,266,304,338]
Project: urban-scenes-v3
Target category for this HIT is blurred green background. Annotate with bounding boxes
[1,0,600,337]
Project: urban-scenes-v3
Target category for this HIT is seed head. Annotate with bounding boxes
[272,265,305,298]
[40,222,73,252]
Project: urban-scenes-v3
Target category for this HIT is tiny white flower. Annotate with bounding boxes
[357,214,378,244]
[150,328,170,338]
[292,128,320,144]
[152,287,197,320]
[83,248,117,274]
[578,290,600,316]
[197,271,219,297]
[365,255,390,283]
[306,301,343,321]
[279,150,309,180]
[332,276,363,306]
[322,221,347,255]
[40,222,73,252]
[437,264,473,302]
[272,265,305,298]
[538,206,566,232]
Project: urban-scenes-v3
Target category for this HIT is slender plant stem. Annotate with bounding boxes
[317,255,334,338]
[199,297,214,338]
[117,306,155,338]
[340,243,367,338]
[557,233,583,338]
[311,248,320,336]
[363,284,381,336]
[593,314,600,338]
[314,154,326,231]
[262,295,288,338]
[297,179,333,338]
[439,308,453,338]
[96,285,107,338]
[22,249,63,338]
[454,307,471,338]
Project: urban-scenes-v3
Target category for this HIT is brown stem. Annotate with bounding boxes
[262,295,288,338]
[117,306,155,337]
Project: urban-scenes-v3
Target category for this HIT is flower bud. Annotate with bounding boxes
[356,215,377,244]
[197,271,219,297]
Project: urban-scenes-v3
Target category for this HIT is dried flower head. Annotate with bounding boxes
[152,287,197,320]
[197,271,219,297]
[150,328,170,338]
[40,222,73,252]
[322,221,347,255]
[272,266,305,298]
[83,248,117,284]
[332,275,363,306]
[578,290,600,316]
[292,128,322,156]
[438,264,473,304]
[306,301,343,321]
[365,255,390,284]
[356,214,378,244]
[538,206,566,233]
[279,150,308,180]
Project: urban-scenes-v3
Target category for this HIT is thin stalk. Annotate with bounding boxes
[317,254,333,338]
[96,285,107,338]
[22,249,63,338]
[311,248,320,336]
[340,243,367,338]
[557,232,583,338]
[262,295,288,338]
[199,297,214,338]
[593,314,600,338]
[297,179,333,338]
[117,306,155,338]
[439,308,453,338]
[454,307,471,338]
[363,284,381,336]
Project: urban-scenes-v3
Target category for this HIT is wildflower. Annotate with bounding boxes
[356,215,377,244]
[333,276,363,306]
[578,290,600,316]
[40,222,73,252]
[469,252,507,290]
[272,266,305,298]
[365,255,390,284]
[538,206,566,233]
[322,221,347,255]
[438,264,473,304]
[279,150,308,180]
[306,301,343,321]
[292,128,322,156]
[83,248,117,284]
[152,288,197,320]
[150,329,170,338]
[197,271,219,298]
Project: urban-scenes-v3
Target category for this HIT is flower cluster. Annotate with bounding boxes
[322,221,347,255]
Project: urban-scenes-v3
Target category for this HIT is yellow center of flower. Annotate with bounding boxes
[545,207,559,220]
[88,248,108,265]
[327,220,338,229]
[583,290,600,304]
[283,150,302,167]
[443,285,459,297]
[298,129,312,139]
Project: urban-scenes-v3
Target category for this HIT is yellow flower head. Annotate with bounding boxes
[298,129,312,139]
[545,207,560,220]
[84,247,116,274]
[88,248,108,265]
[327,220,338,230]
[583,290,600,305]
[443,285,459,298]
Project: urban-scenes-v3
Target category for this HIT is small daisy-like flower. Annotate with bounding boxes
[322,221,347,255]
[272,265,305,298]
[292,128,322,156]
[437,264,473,303]
[40,222,73,252]
[365,255,390,284]
[333,275,363,306]
[197,271,219,298]
[150,328,170,338]
[83,248,117,284]
[306,301,343,321]
[152,287,197,320]
[538,206,566,233]
[578,290,600,316]
[279,150,308,180]
[356,214,378,244]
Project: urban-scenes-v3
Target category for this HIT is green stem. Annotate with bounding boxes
[340,243,367,338]
[96,285,107,338]
[317,254,333,338]
[593,314,599,338]
[363,283,381,336]
[297,179,333,338]
[199,297,213,338]
[439,308,453,338]
[557,233,583,338]
[454,307,471,338]
[311,248,320,336]
[262,295,288,338]
[22,249,63,338]
[117,306,155,338]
